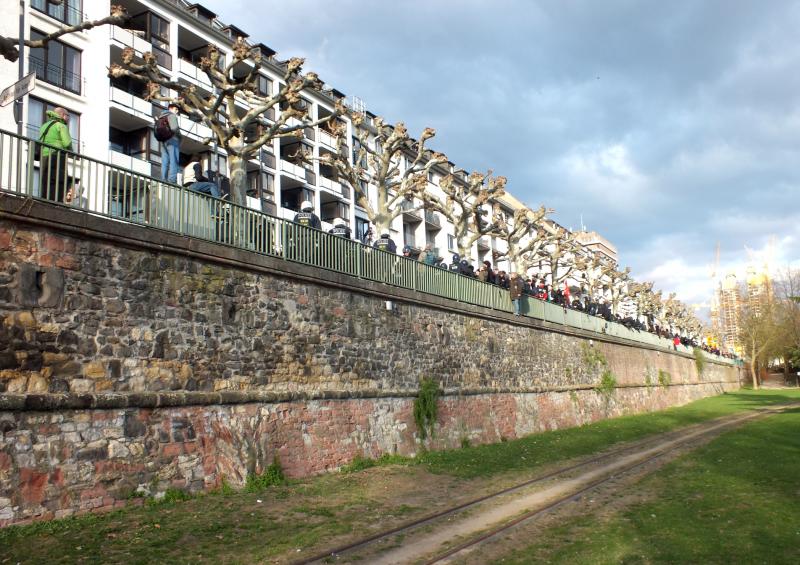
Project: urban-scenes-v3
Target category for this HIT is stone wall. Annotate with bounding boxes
[0,200,740,525]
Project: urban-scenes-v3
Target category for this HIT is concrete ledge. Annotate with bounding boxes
[0,381,735,412]
[0,194,735,368]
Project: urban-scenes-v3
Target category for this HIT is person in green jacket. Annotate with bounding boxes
[38,107,73,203]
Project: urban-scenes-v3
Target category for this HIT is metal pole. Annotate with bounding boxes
[16,0,24,136]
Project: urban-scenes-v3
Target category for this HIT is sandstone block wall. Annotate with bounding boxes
[0,206,740,525]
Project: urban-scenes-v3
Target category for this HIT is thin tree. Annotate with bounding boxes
[421,170,507,258]
[320,114,448,235]
[738,300,781,389]
[110,39,341,205]
[1,4,130,62]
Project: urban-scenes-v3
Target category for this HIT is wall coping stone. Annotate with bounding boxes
[0,381,734,412]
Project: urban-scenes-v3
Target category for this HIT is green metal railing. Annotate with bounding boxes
[0,128,734,366]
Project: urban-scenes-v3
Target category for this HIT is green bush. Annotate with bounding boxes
[245,459,286,492]
[413,377,440,440]
[694,347,706,376]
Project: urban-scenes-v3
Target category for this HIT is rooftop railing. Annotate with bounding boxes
[0,128,736,366]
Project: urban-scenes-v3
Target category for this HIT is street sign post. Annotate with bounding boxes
[0,72,36,108]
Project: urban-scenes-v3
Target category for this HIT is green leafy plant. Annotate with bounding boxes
[596,370,618,397]
[245,459,286,492]
[693,347,706,376]
[658,369,672,388]
[413,377,441,440]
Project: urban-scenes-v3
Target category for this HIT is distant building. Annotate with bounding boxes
[715,265,772,354]
[574,230,618,264]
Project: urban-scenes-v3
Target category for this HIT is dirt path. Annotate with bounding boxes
[338,407,785,564]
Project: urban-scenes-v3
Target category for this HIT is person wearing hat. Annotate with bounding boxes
[293,200,321,229]
[328,218,351,238]
[373,231,397,254]
[157,102,183,183]
[509,272,525,316]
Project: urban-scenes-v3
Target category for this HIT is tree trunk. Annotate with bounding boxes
[229,154,248,207]
[750,362,759,390]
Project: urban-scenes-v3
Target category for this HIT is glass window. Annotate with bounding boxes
[29,30,81,94]
[257,75,271,97]
[448,234,456,251]
[31,0,82,26]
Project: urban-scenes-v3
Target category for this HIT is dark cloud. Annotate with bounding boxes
[206,0,800,305]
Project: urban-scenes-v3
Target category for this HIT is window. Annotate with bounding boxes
[355,217,370,242]
[448,234,456,251]
[246,171,275,199]
[31,0,82,26]
[129,12,171,69]
[28,97,80,148]
[29,30,81,94]
[321,201,348,223]
[256,75,271,97]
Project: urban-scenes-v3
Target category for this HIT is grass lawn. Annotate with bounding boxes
[1,389,798,564]
[495,404,800,564]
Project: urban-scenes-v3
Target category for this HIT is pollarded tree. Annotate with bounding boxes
[1,4,130,62]
[542,227,583,287]
[110,39,342,205]
[421,170,507,259]
[603,266,631,315]
[321,114,448,235]
[492,206,555,272]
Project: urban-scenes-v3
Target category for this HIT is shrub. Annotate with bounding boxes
[413,377,440,440]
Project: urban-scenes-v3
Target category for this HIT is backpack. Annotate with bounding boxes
[154,114,174,142]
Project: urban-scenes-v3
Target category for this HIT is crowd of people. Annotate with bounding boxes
[295,215,735,359]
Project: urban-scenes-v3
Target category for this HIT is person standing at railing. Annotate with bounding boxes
[38,107,73,203]
[419,244,437,266]
[373,232,397,254]
[328,218,351,239]
[155,103,183,184]
[509,272,525,316]
[293,200,321,230]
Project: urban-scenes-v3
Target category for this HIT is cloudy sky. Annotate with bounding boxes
[205,0,799,312]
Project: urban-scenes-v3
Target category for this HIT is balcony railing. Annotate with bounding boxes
[399,199,422,220]
[29,57,81,94]
[424,209,441,228]
[0,128,736,366]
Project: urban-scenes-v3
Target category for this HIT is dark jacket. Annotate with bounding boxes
[373,235,397,254]
[293,210,321,229]
[329,223,352,238]
[509,277,525,300]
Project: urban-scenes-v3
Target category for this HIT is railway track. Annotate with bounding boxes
[296,404,793,565]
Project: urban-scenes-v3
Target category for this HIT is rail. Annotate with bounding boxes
[0,128,735,365]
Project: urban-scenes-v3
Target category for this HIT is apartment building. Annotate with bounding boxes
[0,0,609,280]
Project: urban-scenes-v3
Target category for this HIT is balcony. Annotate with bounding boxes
[318,129,337,149]
[109,149,151,176]
[319,175,347,198]
[178,57,213,90]
[29,57,81,95]
[399,199,421,221]
[477,237,491,250]
[110,86,153,118]
[179,115,212,141]
[280,159,315,185]
[109,26,172,70]
[424,209,441,229]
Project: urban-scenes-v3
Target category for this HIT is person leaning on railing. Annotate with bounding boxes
[38,107,73,203]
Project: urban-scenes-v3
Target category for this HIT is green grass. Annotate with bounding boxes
[497,406,800,564]
[411,389,800,478]
[1,390,797,564]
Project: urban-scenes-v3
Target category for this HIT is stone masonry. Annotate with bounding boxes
[0,202,740,525]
